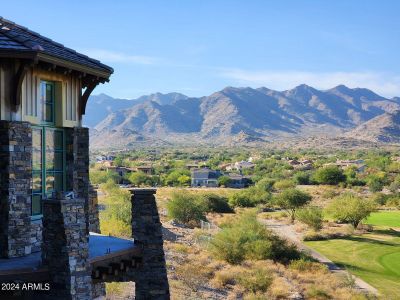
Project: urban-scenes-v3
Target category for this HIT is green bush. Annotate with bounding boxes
[273,188,312,223]
[366,174,386,192]
[229,186,270,208]
[294,172,312,185]
[313,166,346,185]
[200,193,233,213]
[90,169,119,185]
[296,206,323,231]
[326,193,376,228]
[209,212,299,264]
[218,176,232,187]
[167,192,207,226]
[273,179,296,190]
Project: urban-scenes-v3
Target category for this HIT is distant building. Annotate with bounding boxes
[226,161,255,171]
[324,159,366,173]
[186,163,200,170]
[288,159,314,171]
[226,174,252,188]
[191,168,222,187]
[135,166,154,175]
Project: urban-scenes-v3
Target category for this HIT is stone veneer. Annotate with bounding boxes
[42,198,92,300]
[88,185,101,233]
[129,189,170,300]
[0,121,32,258]
[30,219,43,253]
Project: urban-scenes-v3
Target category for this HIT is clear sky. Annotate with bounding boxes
[2,0,400,98]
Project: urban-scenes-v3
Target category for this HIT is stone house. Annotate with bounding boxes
[0,17,169,299]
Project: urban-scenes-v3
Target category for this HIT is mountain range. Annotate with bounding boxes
[86,85,400,149]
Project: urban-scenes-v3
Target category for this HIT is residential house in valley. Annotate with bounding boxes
[191,168,222,187]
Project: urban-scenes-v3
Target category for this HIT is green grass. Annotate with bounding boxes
[305,211,400,298]
[364,211,400,228]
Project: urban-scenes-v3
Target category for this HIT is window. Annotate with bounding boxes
[41,81,55,123]
[32,80,65,216]
[31,127,65,216]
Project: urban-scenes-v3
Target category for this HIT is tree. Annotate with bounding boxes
[313,166,346,185]
[274,188,312,223]
[366,173,387,192]
[177,175,191,186]
[218,176,232,187]
[326,193,376,228]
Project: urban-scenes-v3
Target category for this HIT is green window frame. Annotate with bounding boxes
[31,80,65,217]
[40,81,55,124]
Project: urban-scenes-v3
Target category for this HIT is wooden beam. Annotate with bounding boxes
[13,61,30,111]
[80,80,98,115]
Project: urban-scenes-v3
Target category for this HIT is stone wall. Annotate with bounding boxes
[42,198,92,300]
[0,121,32,258]
[130,189,170,300]
[30,219,43,253]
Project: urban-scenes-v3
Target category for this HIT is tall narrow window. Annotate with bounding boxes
[32,128,43,216]
[41,81,55,123]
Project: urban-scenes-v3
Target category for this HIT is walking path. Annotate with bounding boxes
[260,218,379,296]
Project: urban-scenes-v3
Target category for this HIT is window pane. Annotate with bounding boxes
[32,195,42,216]
[45,104,53,122]
[54,173,63,192]
[32,151,42,171]
[46,129,55,150]
[54,152,63,171]
[32,172,42,193]
[46,151,54,171]
[46,173,55,194]
[32,129,42,150]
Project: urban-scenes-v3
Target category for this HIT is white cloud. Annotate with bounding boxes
[79,49,158,65]
[220,69,400,97]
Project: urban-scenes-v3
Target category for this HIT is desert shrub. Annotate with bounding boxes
[326,193,376,228]
[218,175,232,187]
[100,218,131,237]
[273,179,296,190]
[321,188,339,199]
[256,177,276,192]
[273,188,312,223]
[289,258,327,272]
[303,226,354,241]
[90,169,119,185]
[296,206,323,231]
[200,193,233,213]
[366,174,386,192]
[229,186,270,208]
[167,192,207,226]
[306,286,332,299]
[209,212,299,264]
[294,171,312,185]
[175,262,213,291]
[313,166,346,185]
[236,268,273,293]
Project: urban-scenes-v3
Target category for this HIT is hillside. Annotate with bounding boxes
[344,110,400,143]
[88,85,400,149]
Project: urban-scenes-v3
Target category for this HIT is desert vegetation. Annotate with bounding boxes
[92,147,400,299]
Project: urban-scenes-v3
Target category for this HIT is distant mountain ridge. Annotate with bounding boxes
[87,85,400,149]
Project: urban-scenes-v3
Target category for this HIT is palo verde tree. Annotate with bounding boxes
[326,193,376,228]
[273,188,312,223]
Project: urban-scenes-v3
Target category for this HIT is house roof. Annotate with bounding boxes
[0,17,113,78]
[192,168,220,179]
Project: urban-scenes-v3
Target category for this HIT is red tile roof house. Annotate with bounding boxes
[0,17,169,299]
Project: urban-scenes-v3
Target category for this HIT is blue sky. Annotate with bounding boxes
[3,1,400,98]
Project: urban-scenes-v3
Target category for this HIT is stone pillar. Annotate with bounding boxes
[130,189,170,300]
[0,121,32,258]
[42,198,92,300]
[88,184,101,233]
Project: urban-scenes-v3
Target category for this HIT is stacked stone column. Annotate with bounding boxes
[0,121,32,258]
[130,189,170,300]
[42,198,92,300]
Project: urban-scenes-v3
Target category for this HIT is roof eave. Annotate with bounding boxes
[37,52,113,80]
